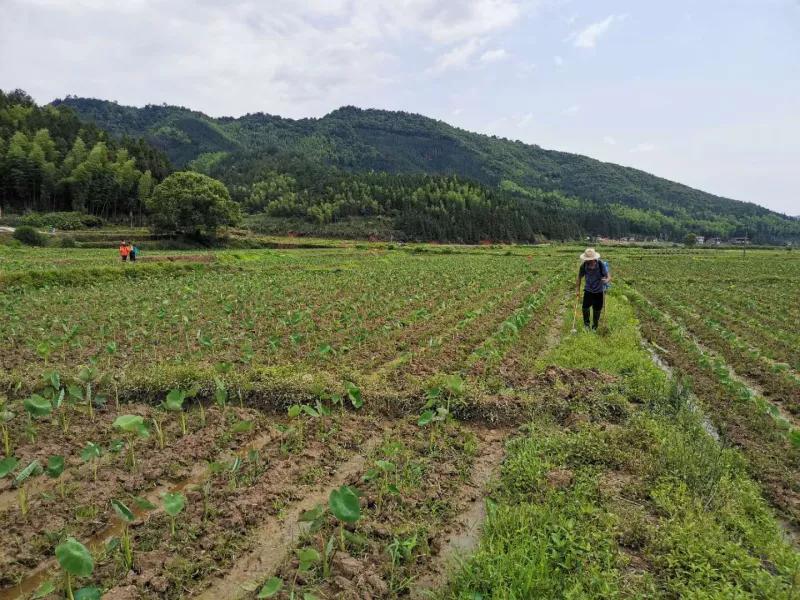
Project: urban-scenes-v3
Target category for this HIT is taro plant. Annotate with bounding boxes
[46,455,66,499]
[0,455,18,479]
[80,442,103,483]
[111,499,135,569]
[161,388,189,444]
[23,392,53,443]
[112,415,150,471]
[55,537,95,600]
[0,400,14,457]
[163,491,186,537]
[362,459,398,513]
[344,381,364,409]
[15,459,43,518]
[329,484,362,551]
[75,364,107,421]
[257,576,283,598]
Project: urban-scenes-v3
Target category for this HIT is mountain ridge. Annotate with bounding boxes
[51,95,799,242]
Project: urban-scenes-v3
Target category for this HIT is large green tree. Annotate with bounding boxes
[147,171,240,237]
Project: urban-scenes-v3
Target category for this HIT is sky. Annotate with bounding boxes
[1,0,798,214]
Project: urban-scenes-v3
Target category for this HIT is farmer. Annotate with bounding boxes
[128,241,137,262]
[576,248,610,330]
[119,240,130,262]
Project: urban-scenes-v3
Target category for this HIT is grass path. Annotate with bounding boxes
[436,290,800,598]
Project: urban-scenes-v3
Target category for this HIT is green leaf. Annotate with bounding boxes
[55,537,94,577]
[0,456,18,478]
[230,420,254,434]
[329,485,361,523]
[375,460,395,472]
[74,587,102,600]
[44,370,61,390]
[15,460,42,485]
[80,442,102,462]
[163,491,186,517]
[300,405,319,418]
[67,384,83,401]
[287,405,302,418]
[113,415,149,438]
[297,547,320,571]
[111,499,135,523]
[417,410,434,426]
[345,381,363,408]
[46,455,65,478]
[23,394,53,417]
[303,594,319,600]
[257,577,283,598]
[132,496,157,510]
[163,388,187,412]
[31,580,56,599]
[298,504,324,522]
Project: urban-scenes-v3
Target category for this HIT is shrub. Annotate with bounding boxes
[13,225,47,246]
[16,212,105,231]
[60,236,77,248]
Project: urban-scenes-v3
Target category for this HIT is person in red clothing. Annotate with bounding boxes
[119,240,130,262]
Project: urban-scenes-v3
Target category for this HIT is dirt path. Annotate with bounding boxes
[191,433,385,600]
[410,428,507,598]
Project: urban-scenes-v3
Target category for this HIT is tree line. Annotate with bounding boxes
[0,89,170,223]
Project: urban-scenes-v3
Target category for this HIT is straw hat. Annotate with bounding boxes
[580,247,600,261]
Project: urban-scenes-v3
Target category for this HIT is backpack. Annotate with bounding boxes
[601,260,611,291]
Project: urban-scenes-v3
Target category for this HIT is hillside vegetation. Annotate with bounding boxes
[54,96,800,244]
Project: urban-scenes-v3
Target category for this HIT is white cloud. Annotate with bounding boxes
[0,0,527,117]
[562,104,580,115]
[479,48,509,63]
[431,38,485,72]
[603,135,617,145]
[518,112,534,126]
[571,14,625,49]
[553,55,564,66]
[630,142,656,153]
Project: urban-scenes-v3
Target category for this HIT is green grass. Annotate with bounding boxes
[442,292,800,599]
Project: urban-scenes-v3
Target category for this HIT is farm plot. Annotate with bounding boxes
[2,243,799,600]
[0,244,565,599]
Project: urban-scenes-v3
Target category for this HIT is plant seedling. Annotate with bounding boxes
[55,537,94,600]
[111,499,135,569]
[0,456,18,478]
[329,485,361,551]
[112,415,149,471]
[46,455,66,499]
[257,576,283,598]
[344,381,363,409]
[0,403,14,457]
[163,491,186,537]
[163,388,189,437]
[23,393,52,443]
[76,365,103,421]
[15,459,43,518]
[80,442,103,483]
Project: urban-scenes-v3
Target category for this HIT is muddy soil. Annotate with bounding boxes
[0,405,268,590]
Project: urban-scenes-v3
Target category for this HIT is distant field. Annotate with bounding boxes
[1,243,798,599]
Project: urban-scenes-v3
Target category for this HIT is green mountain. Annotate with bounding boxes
[52,96,799,243]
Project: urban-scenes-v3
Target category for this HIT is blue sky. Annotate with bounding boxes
[2,0,798,213]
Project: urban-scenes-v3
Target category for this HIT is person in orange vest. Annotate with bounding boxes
[119,240,130,262]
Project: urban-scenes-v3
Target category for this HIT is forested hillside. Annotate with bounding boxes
[0,90,170,223]
[53,96,800,243]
